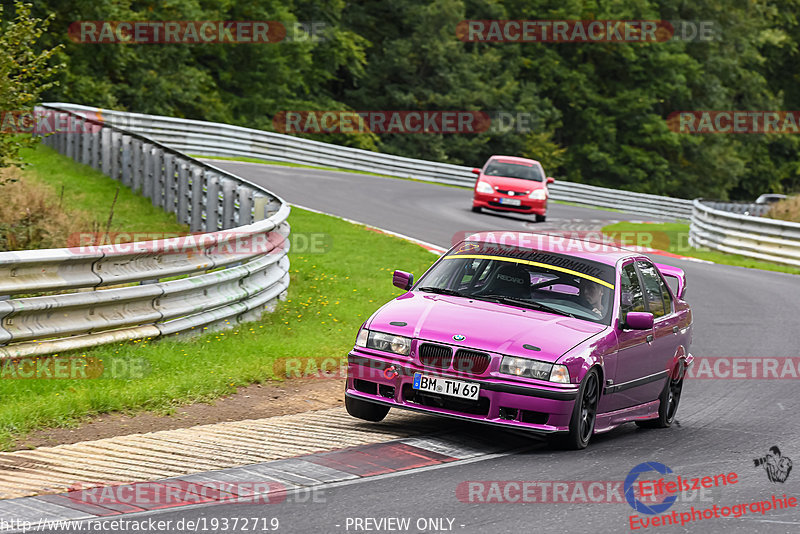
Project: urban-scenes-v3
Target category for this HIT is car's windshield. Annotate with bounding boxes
[416,242,616,324]
[483,161,543,181]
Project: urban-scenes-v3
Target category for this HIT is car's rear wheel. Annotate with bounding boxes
[345,395,390,422]
[552,368,599,450]
[471,206,482,213]
[636,362,684,429]
[535,214,546,222]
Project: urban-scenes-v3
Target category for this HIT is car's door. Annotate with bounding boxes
[603,261,657,411]
[636,260,681,385]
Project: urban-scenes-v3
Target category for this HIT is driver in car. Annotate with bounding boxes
[578,277,606,317]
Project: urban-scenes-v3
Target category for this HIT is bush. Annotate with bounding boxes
[766,195,800,223]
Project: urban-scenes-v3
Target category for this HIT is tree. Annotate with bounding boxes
[0,1,63,169]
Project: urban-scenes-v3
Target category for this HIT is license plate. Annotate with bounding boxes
[499,198,522,206]
[413,373,480,400]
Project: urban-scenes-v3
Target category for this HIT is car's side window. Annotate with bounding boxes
[619,263,646,314]
[637,261,672,318]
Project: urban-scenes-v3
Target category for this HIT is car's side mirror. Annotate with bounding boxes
[546,177,555,184]
[624,311,654,330]
[392,270,414,291]
[471,168,481,175]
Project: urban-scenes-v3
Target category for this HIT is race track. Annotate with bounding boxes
[57,161,800,533]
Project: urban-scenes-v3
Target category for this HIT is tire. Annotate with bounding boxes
[471,206,482,213]
[636,362,684,429]
[551,368,600,450]
[345,395,390,422]
[535,214,546,223]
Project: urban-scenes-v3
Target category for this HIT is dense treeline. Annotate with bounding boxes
[14,0,800,200]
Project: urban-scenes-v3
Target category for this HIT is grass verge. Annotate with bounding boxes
[602,221,800,275]
[20,144,188,236]
[0,205,438,450]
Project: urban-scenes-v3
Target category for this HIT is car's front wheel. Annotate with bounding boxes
[552,368,599,450]
[345,395,390,422]
[471,206,482,213]
[636,362,684,429]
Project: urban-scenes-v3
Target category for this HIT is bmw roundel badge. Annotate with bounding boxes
[453,334,466,341]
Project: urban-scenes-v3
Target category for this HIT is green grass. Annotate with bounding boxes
[602,221,800,275]
[0,205,438,449]
[21,144,189,235]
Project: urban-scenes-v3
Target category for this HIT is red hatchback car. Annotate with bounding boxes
[471,156,554,222]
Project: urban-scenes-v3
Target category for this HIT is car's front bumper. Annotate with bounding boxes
[345,352,579,434]
[472,193,547,215]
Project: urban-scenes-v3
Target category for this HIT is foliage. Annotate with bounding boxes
[13,0,800,199]
[0,1,63,169]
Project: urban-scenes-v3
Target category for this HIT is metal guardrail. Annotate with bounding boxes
[45,103,694,220]
[0,106,291,359]
[689,199,800,268]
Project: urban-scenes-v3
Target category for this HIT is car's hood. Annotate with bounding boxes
[481,175,544,191]
[367,292,606,362]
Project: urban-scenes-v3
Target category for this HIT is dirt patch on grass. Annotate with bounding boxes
[14,378,345,451]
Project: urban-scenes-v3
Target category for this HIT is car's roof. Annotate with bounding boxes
[462,231,638,266]
[487,155,542,166]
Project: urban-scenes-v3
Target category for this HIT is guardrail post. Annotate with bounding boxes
[120,134,132,187]
[110,131,121,181]
[90,127,100,170]
[164,153,177,214]
[131,138,143,192]
[221,178,237,230]
[205,173,221,231]
[190,167,205,232]
[81,121,91,165]
[151,147,165,208]
[142,143,154,199]
[100,127,112,175]
[252,194,269,221]
[59,112,70,155]
[237,186,254,225]
[67,117,78,160]
[176,161,190,225]
[265,197,282,219]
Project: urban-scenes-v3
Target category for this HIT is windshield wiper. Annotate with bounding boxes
[417,287,468,298]
[478,294,577,318]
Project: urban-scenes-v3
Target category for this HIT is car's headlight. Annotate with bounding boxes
[528,189,547,200]
[500,357,571,383]
[500,356,552,380]
[363,330,411,356]
[549,364,570,384]
[476,181,494,194]
[355,328,369,347]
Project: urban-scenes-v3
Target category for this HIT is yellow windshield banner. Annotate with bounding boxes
[442,254,615,289]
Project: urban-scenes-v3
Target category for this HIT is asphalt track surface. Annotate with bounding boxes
[62,162,800,533]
